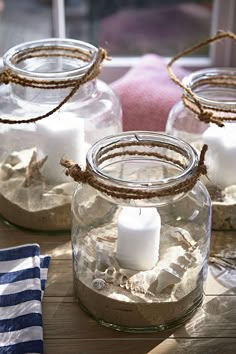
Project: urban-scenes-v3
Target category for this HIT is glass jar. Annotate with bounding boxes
[0,38,122,231]
[166,68,236,230]
[68,131,211,332]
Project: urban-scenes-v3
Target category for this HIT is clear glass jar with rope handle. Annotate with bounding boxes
[0,38,122,231]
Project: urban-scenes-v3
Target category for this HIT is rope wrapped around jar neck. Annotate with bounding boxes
[60,142,208,200]
[0,46,108,124]
[167,30,236,127]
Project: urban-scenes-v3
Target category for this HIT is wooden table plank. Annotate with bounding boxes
[44,339,166,354]
[205,266,236,296]
[147,338,236,354]
[45,259,74,297]
[44,338,236,354]
[0,220,71,258]
[42,301,174,340]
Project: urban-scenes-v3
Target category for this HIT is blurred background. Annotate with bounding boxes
[0,0,234,70]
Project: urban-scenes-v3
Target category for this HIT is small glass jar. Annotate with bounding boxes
[0,38,122,231]
[166,68,236,230]
[69,132,211,332]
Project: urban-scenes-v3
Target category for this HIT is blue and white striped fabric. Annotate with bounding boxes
[0,244,50,354]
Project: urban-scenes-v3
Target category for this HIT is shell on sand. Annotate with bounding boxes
[224,185,236,202]
[89,225,200,297]
[211,184,236,230]
[0,148,37,180]
[0,148,74,230]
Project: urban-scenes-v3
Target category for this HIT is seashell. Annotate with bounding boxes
[94,266,129,288]
[92,278,106,290]
[49,182,76,195]
[224,185,236,203]
[155,269,181,293]
[94,266,118,283]
[176,252,196,270]
[104,266,116,283]
[212,185,236,230]
[4,148,36,172]
[123,268,158,296]
[1,163,13,179]
[164,225,196,250]
[113,272,128,286]
[94,269,106,279]
[4,152,21,167]
[155,252,196,293]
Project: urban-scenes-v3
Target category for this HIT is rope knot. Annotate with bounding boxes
[198,111,213,124]
[0,71,10,85]
[60,159,90,184]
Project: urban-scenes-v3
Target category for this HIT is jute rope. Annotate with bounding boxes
[167,30,236,127]
[0,45,108,124]
[60,142,208,200]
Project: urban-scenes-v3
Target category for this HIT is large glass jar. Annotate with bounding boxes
[166,68,236,230]
[67,132,211,332]
[0,38,122,231]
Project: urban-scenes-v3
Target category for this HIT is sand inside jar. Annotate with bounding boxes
[72,224,206,330]
[0,148,75,230]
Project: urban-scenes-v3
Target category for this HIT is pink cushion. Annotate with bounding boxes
[111,54,189,132]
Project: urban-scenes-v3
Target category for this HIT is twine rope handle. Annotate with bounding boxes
[60,143,208,200]
[0,47,108,124]
[167,30,236,127]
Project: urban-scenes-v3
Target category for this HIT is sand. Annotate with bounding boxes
[72,223,205,331]
[0,148,75,230]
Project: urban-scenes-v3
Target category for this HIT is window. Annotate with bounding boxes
[0,0,235,82]
[0,0,53,56]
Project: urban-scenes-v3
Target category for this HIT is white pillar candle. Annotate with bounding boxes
[116,207,161,271]
[202,123,236,188]
[36,115,87,184]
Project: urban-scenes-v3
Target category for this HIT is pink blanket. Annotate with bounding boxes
[111,54,189,132]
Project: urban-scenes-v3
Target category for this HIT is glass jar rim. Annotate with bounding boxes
[182,68,236,109]
[86,131,199,193]
[3,38,98,81]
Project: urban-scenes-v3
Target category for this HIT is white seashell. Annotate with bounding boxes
[104,267,116,283]
[113,272,128,286]
[224,185,236,203]
[164,225,196,250]
[155,252,196,293]
[49,182,76,195]
[156,269,181,293]
[4,152,21,167]
[94,266,129,288]
[123,269,158,296]
[5,148,36,171]
[92,278,106,290]
[176,252,196,270]
[1,163,13,179]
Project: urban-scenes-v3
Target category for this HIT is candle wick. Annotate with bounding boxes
[139,208,142,216]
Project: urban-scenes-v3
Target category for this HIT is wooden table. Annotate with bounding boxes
[0,219,235,354]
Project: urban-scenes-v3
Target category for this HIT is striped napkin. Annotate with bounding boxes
[0,244,50,354]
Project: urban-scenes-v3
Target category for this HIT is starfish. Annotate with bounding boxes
[23,150,48,187]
